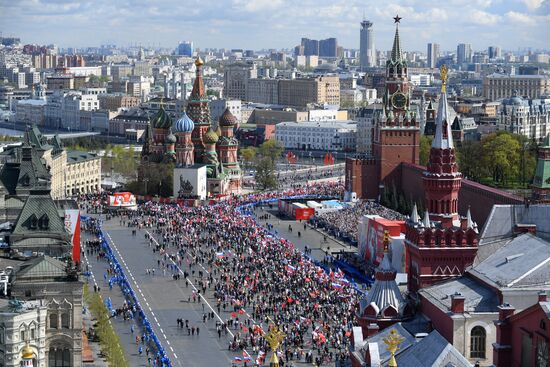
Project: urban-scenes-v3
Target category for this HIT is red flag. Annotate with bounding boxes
[238,309,245,315]
[231,312,237,318]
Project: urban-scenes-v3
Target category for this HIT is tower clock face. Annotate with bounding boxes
[391,92,407,109]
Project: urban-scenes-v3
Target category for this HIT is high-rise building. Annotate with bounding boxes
[319,38,338,57]
[488,46,501,59]
[346,15,420,200]
[301,38,319,56]
[426,43,439,68]
[360,20,376,70]
[457,43,472,65]
[176,41,193,57]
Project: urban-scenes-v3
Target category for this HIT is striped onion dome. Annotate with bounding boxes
[151,106,172,129]
[174,112,195,133]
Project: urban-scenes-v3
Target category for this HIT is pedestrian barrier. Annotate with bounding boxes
[81,216,172,367]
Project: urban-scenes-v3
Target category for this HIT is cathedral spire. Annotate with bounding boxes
[391,15,403,62]
[432,65,454,150]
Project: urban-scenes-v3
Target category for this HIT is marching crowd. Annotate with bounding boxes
[314,200,405,241]
[81,182,360,366]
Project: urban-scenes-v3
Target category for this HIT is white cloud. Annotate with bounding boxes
[506,10,536,24]
[522,0,543,10]
[469,9,501,25]
[232,0,284,12]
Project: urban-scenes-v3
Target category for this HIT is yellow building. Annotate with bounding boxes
[23,126,101,198]
[278,76,340,107]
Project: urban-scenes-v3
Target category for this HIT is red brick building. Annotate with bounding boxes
[404,69,479,294]
[345,16,419,200]
[493,296,550,367]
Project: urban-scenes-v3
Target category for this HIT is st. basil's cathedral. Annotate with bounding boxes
[140,57,242,196]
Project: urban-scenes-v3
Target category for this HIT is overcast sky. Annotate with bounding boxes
[1,0,549,52]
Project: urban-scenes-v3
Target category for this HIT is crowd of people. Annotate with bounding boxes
[243,164,344,190]
[313,200,405,242]
[81,182,357,367]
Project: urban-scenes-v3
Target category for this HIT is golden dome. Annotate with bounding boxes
[195,57,204,66]
[204,129,219,144]
[21,344,34,359]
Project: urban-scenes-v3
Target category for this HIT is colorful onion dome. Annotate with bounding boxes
[174,112,195,133]
[203,129,219,144]
[151,106,172,129]
[219,108,237,127]
[166,131,177,144]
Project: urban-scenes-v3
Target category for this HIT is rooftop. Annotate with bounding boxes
[419,276,499,313]
[66,151,99,164]
[470,233,550,289]
[276,120,357,129]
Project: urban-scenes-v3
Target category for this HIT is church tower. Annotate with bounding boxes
[423,65,462,227]
[187,57,211,163]
[405,66,478,294]
[173,112,195,167]
[217,108,242,191]
[371,15,420,191]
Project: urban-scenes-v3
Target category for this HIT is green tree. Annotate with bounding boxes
[254,157,278,190]
[456,140,483,181]
[481,132,521,185]
[419,135,433,166]
[240,147,257,164]
[259,139,284,163]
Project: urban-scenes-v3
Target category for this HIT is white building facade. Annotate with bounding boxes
[0,299,48,367]
[498,94,550,141]
[275,120,357,152]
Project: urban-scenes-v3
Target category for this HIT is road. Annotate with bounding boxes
[84,202,359,367]
[84,219,237,367]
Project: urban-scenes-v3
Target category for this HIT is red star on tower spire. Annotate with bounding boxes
[393,14,402,23]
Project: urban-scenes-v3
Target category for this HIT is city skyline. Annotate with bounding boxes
[1,0,549,52]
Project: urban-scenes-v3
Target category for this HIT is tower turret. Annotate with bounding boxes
[188,57,211,163]
[423,65,462,228]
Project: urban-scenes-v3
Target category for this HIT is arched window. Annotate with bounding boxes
[61,313,70,329]
[470,326,486,359]
[49,313,58,329]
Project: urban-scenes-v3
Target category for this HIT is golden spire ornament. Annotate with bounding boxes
[440,64,448,93]
[383,329,405,367]
[264,321,286,367]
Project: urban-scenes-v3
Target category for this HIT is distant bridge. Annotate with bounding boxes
[44,132,101,139]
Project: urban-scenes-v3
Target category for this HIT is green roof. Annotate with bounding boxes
[16,256,67,281]
[12,191,69,237]
[66,151,99,164]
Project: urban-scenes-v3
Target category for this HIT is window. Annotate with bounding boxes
[50,313,58,329]
[470,326,486,359]
[61,313,70,329]
[30,327,35,339]
[20,329,25,342]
